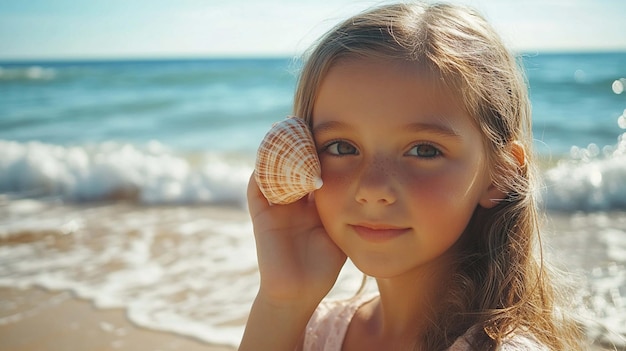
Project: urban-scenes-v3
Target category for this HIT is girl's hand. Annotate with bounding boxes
[240,175,346,350]
[247,173,347,308]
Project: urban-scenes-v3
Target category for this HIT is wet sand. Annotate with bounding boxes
[0,287,236,351]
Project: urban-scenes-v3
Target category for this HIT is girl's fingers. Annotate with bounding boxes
[247,173,271,217]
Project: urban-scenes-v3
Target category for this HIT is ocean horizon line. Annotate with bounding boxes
[2,49,626,65]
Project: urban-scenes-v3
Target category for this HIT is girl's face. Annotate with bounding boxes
[312,58,497,279]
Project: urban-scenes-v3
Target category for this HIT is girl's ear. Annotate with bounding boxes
[479,183,506,209]
[479,141,526,209]
[509,140,527,168]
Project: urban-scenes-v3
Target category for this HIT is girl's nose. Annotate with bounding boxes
[354,159,397,205]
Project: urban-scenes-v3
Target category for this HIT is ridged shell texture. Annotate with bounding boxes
[254,116,323,204]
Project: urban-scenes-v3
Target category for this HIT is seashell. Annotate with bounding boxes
[254,116,323,204]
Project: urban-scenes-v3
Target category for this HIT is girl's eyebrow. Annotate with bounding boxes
[312,120,350,136]
[312,120,461,139]
[404,122,462,139]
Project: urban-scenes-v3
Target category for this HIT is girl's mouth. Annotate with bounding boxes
[350,224,410,243]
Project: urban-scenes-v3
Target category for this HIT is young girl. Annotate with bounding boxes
[240,2,583,350]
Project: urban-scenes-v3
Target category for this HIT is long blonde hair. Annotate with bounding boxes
[294,2,583,350]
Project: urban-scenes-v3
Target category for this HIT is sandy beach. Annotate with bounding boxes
[0,286,236,351]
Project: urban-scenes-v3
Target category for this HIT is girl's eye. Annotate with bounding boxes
[407,144,442,158]
[325,141,358,156]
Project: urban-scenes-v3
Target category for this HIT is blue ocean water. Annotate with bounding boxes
[1,54,624,153]
[0,53,625,348]
[0,53,625,209]
[523,52,626,157]
[0,58,296,152]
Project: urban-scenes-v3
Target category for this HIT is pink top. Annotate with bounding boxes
[303,293,549,351]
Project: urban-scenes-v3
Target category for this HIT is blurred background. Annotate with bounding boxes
[0,0,625,349]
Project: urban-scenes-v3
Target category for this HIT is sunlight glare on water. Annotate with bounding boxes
[612,78,626,94]
[618,110,626,129]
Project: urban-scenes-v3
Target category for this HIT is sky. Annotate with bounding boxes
[0,0,625,60]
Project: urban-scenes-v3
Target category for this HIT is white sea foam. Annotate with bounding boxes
[0,65,57,80]
[3,137,626,212]
[0,139,251,207]
[543,132,626,211]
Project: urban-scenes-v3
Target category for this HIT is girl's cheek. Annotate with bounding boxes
[318,161,355,196]
[320,170,352,192]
